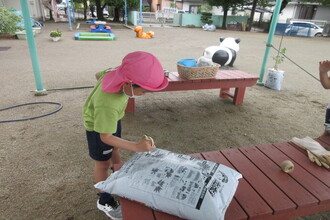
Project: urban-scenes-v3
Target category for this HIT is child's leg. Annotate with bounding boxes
[111,147,121,165]
[326,103,330,124]
[86,131,122,219]
[324,103,330,134]
[94,159,118,206]
[94,159,112,183]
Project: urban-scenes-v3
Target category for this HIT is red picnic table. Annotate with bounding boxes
[116,134,330,220]
[125,70,259,114]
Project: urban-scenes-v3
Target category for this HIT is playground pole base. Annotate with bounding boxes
[34,90,48,96]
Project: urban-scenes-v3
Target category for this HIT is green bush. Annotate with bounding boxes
[200,12,212,25]
[50,30,62,37]
[0,6,23,34]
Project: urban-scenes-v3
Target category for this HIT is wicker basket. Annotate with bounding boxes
[177,63,220,80]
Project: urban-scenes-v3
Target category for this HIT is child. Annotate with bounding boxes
[319,60,330,132]
[82,51,169,219]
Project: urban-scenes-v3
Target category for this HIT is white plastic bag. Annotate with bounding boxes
[95,149,242,220]
[265,68,284,91]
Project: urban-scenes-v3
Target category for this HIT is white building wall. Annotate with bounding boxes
[2,0,42,19]
[211,6,241,16]
[210,3,329,24]
[211,6,222,15]
[271,4,330,23]
[278,5,295,23]
[182,3,191,12]
[2,0,21,11]
[182,2,210,14]
[314,7,330,21]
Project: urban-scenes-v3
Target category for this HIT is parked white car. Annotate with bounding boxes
[285,21,323,37]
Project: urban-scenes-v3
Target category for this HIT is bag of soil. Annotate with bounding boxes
[95,148,242,220]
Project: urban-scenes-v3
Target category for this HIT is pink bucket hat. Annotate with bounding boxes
[101,51,169,93]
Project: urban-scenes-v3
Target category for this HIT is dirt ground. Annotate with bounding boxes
[0,22,329,220]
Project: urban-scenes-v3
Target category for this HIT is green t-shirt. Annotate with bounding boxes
[82,69,128,134]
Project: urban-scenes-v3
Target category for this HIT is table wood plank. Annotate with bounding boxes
[224,70,249,79]
[126,70,258,113]
[217,71,241,80]
[260,143,330,203]
[201,150,272,220]
[221,148,297,214]
[120,197,155,219]
[240,145,318,209]
[271,142,330,188]
[316,134,330,150]
[116,139,330,220]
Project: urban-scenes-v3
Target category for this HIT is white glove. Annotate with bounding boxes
[291,136,330,168]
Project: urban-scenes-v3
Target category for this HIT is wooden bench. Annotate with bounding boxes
[125,70,259,114]
[116,134,330,220]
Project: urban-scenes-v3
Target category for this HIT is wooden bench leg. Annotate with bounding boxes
[220,88,246,105]
[125,98,135,114]
[233,87,246,105]
[220,88,230,98]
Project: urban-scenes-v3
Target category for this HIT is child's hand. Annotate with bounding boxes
[319,60,330,74]
[135,135,156,152]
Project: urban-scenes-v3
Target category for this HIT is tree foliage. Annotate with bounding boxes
[205,0,247,29]
[0,5,23,34]
[88,0,139,22]
[201,12,213,24]
[73,0,88,19]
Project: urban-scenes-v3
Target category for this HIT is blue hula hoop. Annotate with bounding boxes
[0,101,63,123]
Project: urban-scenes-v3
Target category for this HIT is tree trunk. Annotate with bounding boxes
[222,9,228,29]
[265,0,288,32]
[247,0,258,31]
[83,0,87,20]
[95,0,104,20]
[113,7,120,22]
[147,0,152,12]
[49,9,53,21]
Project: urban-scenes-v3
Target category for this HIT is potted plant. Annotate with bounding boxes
[265,47,286,91]
[50,30,62,41]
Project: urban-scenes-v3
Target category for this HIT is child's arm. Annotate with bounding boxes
[100,133,155,152]
[319,60,330,89]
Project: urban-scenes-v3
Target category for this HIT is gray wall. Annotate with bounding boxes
[2,0,43,19]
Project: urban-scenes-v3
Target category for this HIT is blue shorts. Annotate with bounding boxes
[86,120,121,161]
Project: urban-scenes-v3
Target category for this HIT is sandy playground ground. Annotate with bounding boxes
[0,22,329,219]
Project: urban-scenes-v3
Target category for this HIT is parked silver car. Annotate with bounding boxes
[285,21,323,37]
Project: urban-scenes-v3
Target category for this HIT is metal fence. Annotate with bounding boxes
[137,12,175,26]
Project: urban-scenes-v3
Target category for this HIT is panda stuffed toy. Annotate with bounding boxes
[203,37,240,67]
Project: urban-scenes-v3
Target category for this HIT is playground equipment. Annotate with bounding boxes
[203,37,240,67]
[133,26,154,39]
[86,18,97,24]
[74,32,115,40]
[202,24,216,31]
[90,21,112,33]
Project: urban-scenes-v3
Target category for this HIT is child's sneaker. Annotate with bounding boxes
[97,199,123,220]
[325,123,330,132]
